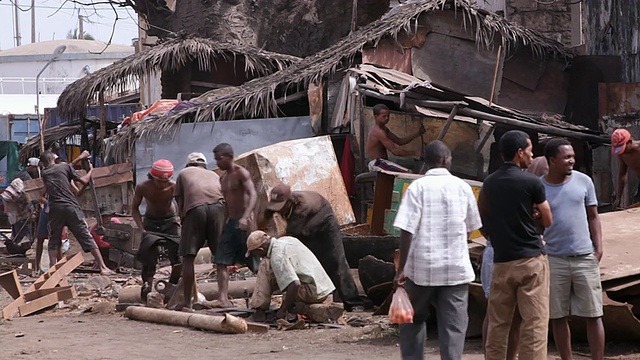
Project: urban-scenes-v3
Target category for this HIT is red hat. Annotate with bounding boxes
[150,159,174,180]
[611,129,632,155]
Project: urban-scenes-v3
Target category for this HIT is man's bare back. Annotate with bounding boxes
[132,179,177,230]
[619,141,640,174]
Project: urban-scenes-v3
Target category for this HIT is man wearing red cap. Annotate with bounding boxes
[611,128,640,208]
[262,183,364,311]
[132,159,181,300]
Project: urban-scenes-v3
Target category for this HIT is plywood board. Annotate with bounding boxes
[228,136,355,227]
[598,208,640,282]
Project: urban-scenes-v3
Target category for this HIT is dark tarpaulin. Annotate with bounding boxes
[0,141,21,187]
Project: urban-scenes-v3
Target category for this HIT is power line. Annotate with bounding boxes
[0,2,134,12]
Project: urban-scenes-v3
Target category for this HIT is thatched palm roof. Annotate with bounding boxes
[56,37,301,120]
[19,124,82,162]
[109,0,573,153]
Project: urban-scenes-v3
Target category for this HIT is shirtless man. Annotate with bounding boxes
[132,159,181,300]
[366,104,425,173]
[213,143,258,307]
[611,129,640,208]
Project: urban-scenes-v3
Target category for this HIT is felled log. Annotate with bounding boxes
[118,279,256,304]
[125,306,247,334]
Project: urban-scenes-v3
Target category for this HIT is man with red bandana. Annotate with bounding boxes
[611,129,640,208]
[132,159,181,300]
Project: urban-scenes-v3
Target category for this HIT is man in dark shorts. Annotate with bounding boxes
[479,130,553,360]
[132,159,181,300]
[39,151,114,275]
[214,143,258,308]
[262,184,364,311]
[174,152,225,309]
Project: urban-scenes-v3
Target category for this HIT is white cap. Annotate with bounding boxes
[53,154,59,160]
[187,152,207,165]
[27,157,39,167]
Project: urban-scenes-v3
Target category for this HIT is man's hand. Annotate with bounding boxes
[393,269,406,290]
[532,204,541,219]
[593,249,603,262]
[79,150,90,160]
[238,217,250,231]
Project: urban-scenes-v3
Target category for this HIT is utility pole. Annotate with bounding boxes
[78,15,84,39]
[31,0,36,43]
[14,0,22,47]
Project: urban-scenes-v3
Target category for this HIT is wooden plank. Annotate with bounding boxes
[246,322,269,333]
[598,209,640,282]
[27,252,83,292]
[2,297,25,319]
[24,286,73,302]
[18,287,76,317]
[371,172,395,236]
[0,270,23,300]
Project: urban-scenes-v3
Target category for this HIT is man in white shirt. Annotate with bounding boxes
[393,140,482,360]
[246,230,335,321]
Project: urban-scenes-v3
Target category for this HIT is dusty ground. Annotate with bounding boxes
[1,285,640,360]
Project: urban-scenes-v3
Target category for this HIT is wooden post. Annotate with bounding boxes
[436,104,460,141]
[99,90,107,163]
[125,307,248,334]
[351,0,358,32]
[489,45,503,107]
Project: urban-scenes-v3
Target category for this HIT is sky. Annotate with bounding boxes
[0,0,139,51]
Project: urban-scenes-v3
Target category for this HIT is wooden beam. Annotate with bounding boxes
[24,286,73,302]
[18,286,76,317]
[0,270,23,300]
[436,104,460,141]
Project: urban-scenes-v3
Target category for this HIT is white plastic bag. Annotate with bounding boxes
[389,287,415,324]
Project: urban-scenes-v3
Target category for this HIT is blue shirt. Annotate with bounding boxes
[542,171,598,256]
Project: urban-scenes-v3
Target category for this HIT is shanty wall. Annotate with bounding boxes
[353,107,486,179]
[134,117,314,185]
[505,0,572,46]
[584,0,640,83]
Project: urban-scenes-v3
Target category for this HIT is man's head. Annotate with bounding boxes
[611,129,632,155]
[373,104,390,126]
[246,230,272,258]
[499,130,533,168]
[26,157,39,174]
[148,159,174,187]
[544,138,574,177]
[267,183,292,213]
[213,143,234,171]
[39,151,56,168]
[423,140,452,170]
[186,152,207,168]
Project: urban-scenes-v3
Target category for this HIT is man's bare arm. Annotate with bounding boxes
[387,126,424,146]
[71,150,91,167]
[132,185,145,231]
[375,129,419,157]
[535,200,553,228]
[586,205,603,262]
[615,157,628,208]
[477,189,490,238]
[241,169,257,219]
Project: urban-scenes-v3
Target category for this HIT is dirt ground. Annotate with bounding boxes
[1,286,640,360]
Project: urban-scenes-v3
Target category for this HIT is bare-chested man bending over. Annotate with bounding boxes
[213,143,258,307]
[132,159,181,300]
[366,104,425,173]
[612,129,640,208]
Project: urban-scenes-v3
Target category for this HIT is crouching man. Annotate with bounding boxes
[246,230,335,321]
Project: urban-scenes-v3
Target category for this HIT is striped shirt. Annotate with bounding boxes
[394,168,482,286]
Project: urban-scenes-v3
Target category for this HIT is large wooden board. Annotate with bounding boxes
[599,208,640,282]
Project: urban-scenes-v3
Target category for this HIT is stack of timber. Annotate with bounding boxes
[1,252,83,319]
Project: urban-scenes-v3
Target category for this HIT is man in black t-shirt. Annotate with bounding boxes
[479,130,553,360]
[39,151,114,275]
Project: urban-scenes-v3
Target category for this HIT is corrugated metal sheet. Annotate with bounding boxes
[44,104,138,128]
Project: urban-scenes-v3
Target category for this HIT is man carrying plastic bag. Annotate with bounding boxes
[392,141,482,360]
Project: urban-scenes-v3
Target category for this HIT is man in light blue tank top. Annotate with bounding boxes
[542,138,604,360]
